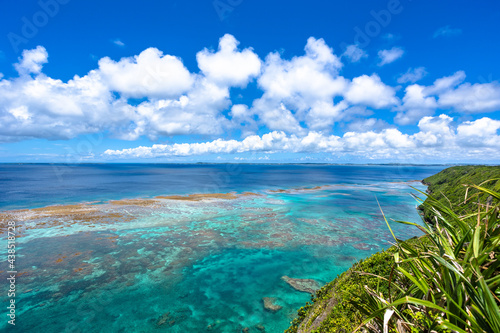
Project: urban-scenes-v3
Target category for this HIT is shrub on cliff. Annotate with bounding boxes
[420,165,500,223]
[356,184,500,332]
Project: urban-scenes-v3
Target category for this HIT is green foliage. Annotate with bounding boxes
[356,183,500,332]
[285,239,425,333]
[420,165,500,222]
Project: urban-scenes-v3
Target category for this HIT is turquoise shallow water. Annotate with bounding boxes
[0,165,445,332]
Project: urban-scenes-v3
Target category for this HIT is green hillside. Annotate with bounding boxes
[420,165,500,222]
[286,165,500,333]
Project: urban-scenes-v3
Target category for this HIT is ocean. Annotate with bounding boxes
[0,164,445,332]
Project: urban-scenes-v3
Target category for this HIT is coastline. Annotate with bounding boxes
[286,165,500,332]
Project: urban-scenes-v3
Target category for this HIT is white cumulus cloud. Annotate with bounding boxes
[112,39,125,47]
[98,48,194,98]
[344,74,398,109]
[103,115,500,162]
[456,117,500,147]
[395,70,500,124]
[253,37,347,132]
[397,67,427,84]
[2,36,500,163]
[438,82,500,113]
[433,25,462,38]
[377,47,404,66]
[196,34,261,87]
[396,84,438,125]
[424,71,466,95]
[341,44,367,63]
[14,46,48,75]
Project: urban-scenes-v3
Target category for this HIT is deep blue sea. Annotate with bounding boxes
[0,164,445,210]
[0,164,446,332]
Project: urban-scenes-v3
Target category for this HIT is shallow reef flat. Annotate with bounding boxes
[0,192,261,237]
[155,191,260,200]
[0,182,426,332]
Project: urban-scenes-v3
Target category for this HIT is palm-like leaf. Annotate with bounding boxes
[358,183,500,332]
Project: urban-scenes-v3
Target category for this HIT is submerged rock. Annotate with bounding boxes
[155,312,171,327]
[352,242,372,251]
[155,311,183,327]
[281,276,321,294]
[262,297,282,312]
[256,324,266,332]
[156,191,260,201]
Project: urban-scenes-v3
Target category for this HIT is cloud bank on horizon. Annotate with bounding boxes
[1,34,500,162]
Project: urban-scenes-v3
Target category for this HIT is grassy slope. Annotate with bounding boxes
[420,165,500,222]
[285,247,396,333]
[286,165,500,333]
[285,239,415,333]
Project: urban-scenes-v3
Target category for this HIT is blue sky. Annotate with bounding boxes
[0,0,499,163]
